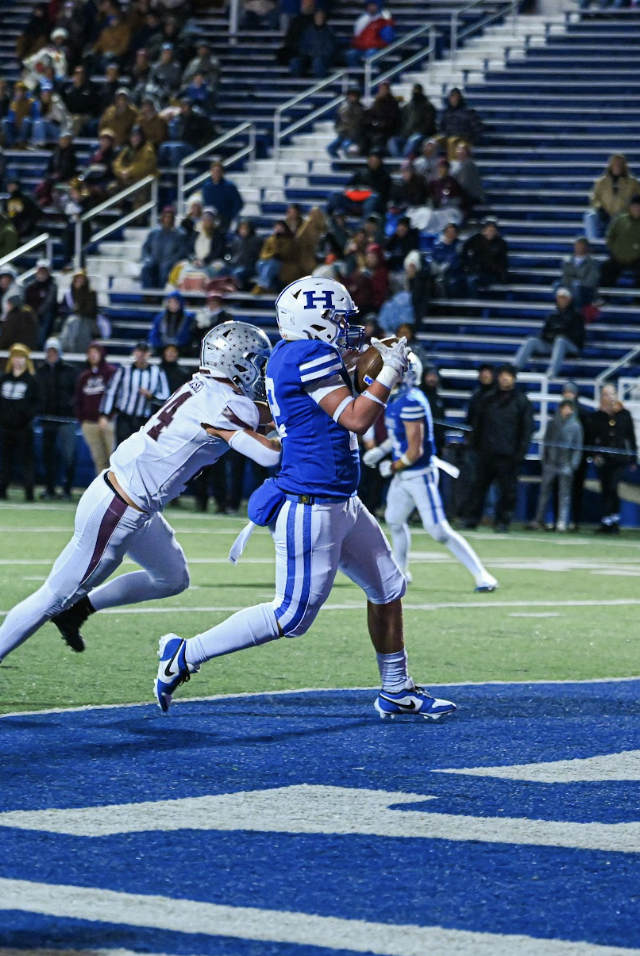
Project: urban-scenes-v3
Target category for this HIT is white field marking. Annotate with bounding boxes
[0,527,258,535]
[0,951,179,956]
[2,677,639,721]
[434,750,640,784]
[0,879,636,956]
[509,612,561,618]
[1,783,640,855]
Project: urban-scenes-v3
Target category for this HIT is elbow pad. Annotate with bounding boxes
[227,429,281,468]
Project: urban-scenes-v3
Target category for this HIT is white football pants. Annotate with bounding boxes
[187,495,406,665]
[384,470,489,584]
[0,472,189,660]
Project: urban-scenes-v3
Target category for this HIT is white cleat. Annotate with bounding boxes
[474,574,499,593]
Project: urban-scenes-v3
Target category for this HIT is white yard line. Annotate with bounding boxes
[0,878,636,956]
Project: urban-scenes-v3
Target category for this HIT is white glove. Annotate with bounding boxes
[371,336,409,376]
[379,460,393,478]
[363,446,386,468]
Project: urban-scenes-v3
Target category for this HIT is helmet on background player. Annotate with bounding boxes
[275,275,364,350]
[394,350,422,395]
[200,321,272,400]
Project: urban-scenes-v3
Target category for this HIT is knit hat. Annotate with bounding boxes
[166,289,183,305]
[36,257,51,270]
[0,264,17,278]
[6,343,34,375]
[556,286,573,299]
[404,250,422,271]
[100,128,115,139]
[562,380,579,397]
[45,336,62,354]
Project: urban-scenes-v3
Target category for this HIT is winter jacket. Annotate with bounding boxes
[334,100,366,141]
[366,92,401,140]
[229,230,262,271]
[141,226,187,272]
[44,144,78,184]
[399,94,437,140]
[24,275,58,324]
[113,141,158,183]
[430,238,463,278]
[259,232,299,286]
[150,59,182,98]
[94,17,132,57]
[451,157,485,205]
[428,174,463,211]
[200,177,244,223]
[588,406,637,464]
[0,306,38,351]
[74,348,117,422]
[170,108,214,149]
[346,164,392,206]
[466,382,496,431]
[0,370,39,429]
[540,306,585,350]
[148,308,195,353]
[462,232,508,282]
[6,188,40,239]
[542,412,583,473]
[295,207,326,277]
[606,213,640,265]
[0,214,18,258]
[299,23,339,60]
[63,80,101,118]
[183,52,220,86]
[351,10,395,51]
[439,102,482,144]
[472,387,534,462]
[139,113,168,147]
[560,255,600,291]
[6,94,36,128]
[36,358,77,419]
[159,358,190,396]
[391,173,428,209]
[193,223,226,265]
[99,103,140,147]
[590,172,640,218]
[386,227,420,271]
[32,93,71,130]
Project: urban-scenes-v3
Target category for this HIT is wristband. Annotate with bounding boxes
[361,390,387,408]
[400,453,413,467]
[333,395,355,423]
[376,365,400,391]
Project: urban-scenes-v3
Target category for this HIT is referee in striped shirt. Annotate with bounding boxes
[99,342,170,446]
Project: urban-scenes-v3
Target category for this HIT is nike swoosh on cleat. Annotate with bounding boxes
[164,644,182,679]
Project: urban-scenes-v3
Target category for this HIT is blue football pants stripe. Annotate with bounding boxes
[284,503,313,633]
[274,503,297,622]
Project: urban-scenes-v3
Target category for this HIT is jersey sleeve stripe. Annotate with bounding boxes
[400,412,426,420]
[299,352,340,371]
[300,362,344,383]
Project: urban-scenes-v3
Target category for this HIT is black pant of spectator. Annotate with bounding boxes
[600,256,640,289]
[115,414,147,448]
[597,462,625,524]
[571,457,588,526]
[467,452,519,529]
[41,422,76,496]
[0,426,34,500]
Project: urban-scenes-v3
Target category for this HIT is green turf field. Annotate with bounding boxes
[1,497,639,715]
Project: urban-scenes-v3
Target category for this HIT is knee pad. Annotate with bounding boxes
[275,601,322,639]
[153,561,190,597]
[427,520,451,545]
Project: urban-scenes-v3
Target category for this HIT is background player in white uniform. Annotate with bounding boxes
[155,276,456,721]
[364,353,498,592]
[0,322,280,664]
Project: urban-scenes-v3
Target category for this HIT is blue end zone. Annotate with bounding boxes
[1,682,639,954]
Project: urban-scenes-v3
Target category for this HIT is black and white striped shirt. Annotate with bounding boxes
[100,363,170,419]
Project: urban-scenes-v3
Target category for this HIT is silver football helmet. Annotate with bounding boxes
[275,275,364,350]
[200,321,272,400]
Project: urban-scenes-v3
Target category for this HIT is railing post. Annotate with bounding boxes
[429,25,436,65]
[74,217,82,270]
[46,236,53,265]
[274,110,281,165]
[229,0,239,45]
[150,177,158,228]
[511,0,518,35]
[177,162,185,219]
[249,123,256,171]
[364,57,372,101]
[451,12,458,63]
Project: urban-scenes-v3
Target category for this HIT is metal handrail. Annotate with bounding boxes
[364,22,435,99]
[451,0,518,63]
[0,233,53,276]
[594,347,640,398]
[274,71,349,162]
[74,176,159,269]
[366,26,437,98]
[177,122,256,216]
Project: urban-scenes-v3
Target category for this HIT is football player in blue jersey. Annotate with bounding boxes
[364,353,498,592]
[155,275,456,721]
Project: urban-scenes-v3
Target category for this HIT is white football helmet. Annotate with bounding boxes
[200,321,272,400]
[275,275,364,350]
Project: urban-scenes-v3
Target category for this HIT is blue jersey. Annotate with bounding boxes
[266,339,359,498]
[385,387,434,475]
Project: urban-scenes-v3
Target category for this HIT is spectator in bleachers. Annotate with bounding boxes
[346,1,395,69]
[514,286,585,379]
[201,161,244,233]
[241,0,280,30]
[129,49,153,107]
[74,342,116,476]
[93,7,132,68]
[327,150,392,218]
[451,142,485,212]
[24,258,58,347]
[421,365,447,457]
[16,3,51,62]
[588,383,637,535]
[404,250,432,327]
[138,96,168,149]
[191,207,226,270]
[385,216,420,272]
[0,214,18,260]
[600,195,640,290]
[158,343,190,396]
[439,88,482,160]
[365,81,401,154]
[140,206,188,289]
[427,157,464,223]
[36,336,78,500]
[100,88,139,147]
[343,258,374,313]
[147,15,187,64]
[62,64,100,136]
[390,162,428,212]
[194,293,234,344]
[30,81,72,147]
[179,195,203,247]
[296,206,327,276]
[55,1,85,71]
[99,62,127,113]
[148,289,195,354]
[0,342,38,502]
[389,84,438,159]
[99,341,169,446]
[527,398,583,533]
[284,202,304,235]
[59,269,101,354]
[112,124,158,192]
[223,219,263,290]
[320,211,350,259]
[132,9,162,53]
[413,138,439,180]
[327,87,366,160]
[150,43,183,105]
[0,294,38,351]
[342,226,368,273]
[183,41,220,96]
[1,82,36,148]
[253,219,297,294]
[82,129,118,200]
[290,8,338,78]
[461,217,508,296]
[363,242,389,311]
[277,0,316,66]
[558,237,599,311]
[466,362,533,532]
[159,97,215,167]
[35,131,78,207]
[584,154,640,243]
[179,73,216,115]
[5,177,39,240]
[59,177,91,267]
[0,79,11,128]
[430,222,465,297]
[561,380,591,531]
[0,265,19,317]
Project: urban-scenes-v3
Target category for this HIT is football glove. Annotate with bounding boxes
[371,336,409,376]
[379,460,393,478]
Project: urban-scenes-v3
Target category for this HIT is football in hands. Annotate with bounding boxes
[354,337,398,393]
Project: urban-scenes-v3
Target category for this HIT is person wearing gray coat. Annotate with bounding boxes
[529,399,584,531]
[559,237,600,309]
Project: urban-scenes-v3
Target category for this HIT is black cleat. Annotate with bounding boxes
[51,597,93,653]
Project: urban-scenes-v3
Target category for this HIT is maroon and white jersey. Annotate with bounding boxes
[110,373,259,512]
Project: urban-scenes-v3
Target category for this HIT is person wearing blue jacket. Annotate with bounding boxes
[290,9,339,78]
[148,290,195,355]
[200,161,244,233]
[139,207,188,289]
[429,223,465,296]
